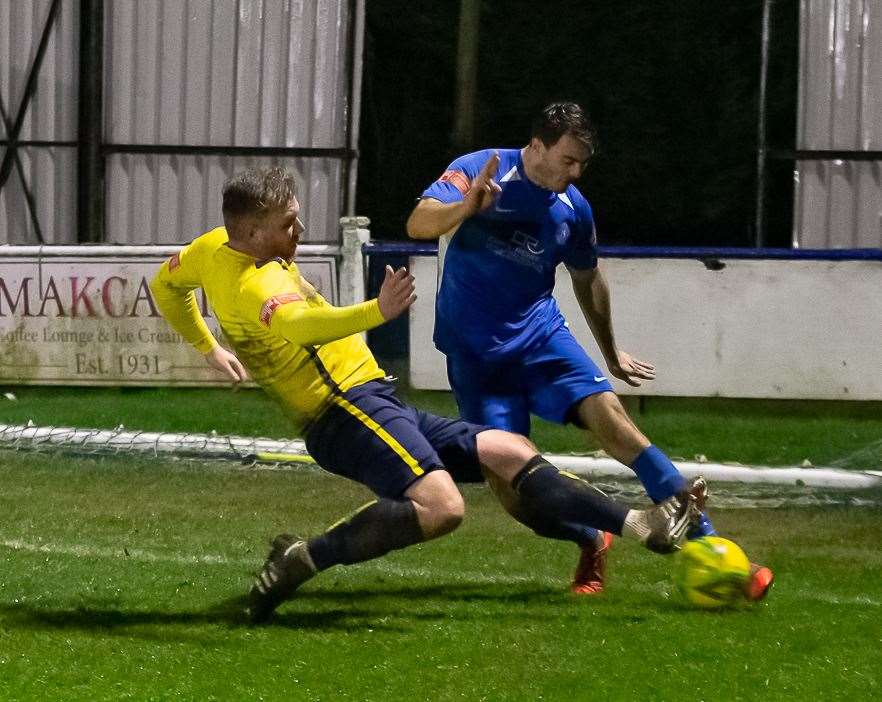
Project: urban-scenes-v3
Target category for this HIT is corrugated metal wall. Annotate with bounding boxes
[794,0,882,248]
[0,0,79,244]
[104,0,352,244]
[106,153,341,244]
[1,0,355,245]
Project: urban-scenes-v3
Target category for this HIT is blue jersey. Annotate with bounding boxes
[422,148,597,360]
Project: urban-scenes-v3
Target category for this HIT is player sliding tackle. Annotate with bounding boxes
[407,102,772,599]
[151,166,703,624]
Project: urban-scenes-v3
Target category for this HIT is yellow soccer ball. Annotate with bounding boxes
[674,536,750,609]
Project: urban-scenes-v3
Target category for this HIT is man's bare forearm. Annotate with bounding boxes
[571,267,618,364]
[406,199,473,240]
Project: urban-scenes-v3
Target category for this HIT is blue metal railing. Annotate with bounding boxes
[363,241,882,261]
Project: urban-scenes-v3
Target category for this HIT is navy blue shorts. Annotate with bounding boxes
[446,324,614,436]
[304,380,490,499]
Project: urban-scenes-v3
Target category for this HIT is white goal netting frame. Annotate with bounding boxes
[2,422,879,491]
[0,422,311,465]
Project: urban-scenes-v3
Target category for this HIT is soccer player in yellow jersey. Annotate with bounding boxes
[151,166,702,624]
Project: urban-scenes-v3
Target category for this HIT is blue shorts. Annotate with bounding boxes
[304,380,489,499]
[446,325,614,436]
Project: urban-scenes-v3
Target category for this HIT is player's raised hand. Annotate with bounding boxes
[378,265,417,321]
[609,350,656,387]
[204,344,250,384]
[463,152,502,215]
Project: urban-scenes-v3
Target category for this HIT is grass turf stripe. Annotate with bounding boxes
[3,537,881,607]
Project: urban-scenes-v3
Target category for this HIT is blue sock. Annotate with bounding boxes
[688,513,717,538]
[630,445,686,503]
[630,445,716,538]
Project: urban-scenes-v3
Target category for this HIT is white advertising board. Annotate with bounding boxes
[409,255,882,400]
[0,251,337,386]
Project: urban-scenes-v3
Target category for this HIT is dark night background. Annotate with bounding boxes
[357,0,799,248]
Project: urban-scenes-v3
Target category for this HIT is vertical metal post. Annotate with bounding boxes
[339,216,371,307]
[754,0,773,247]
[345,0,366,217]
[78,0,105,243]
[452,0,480,151]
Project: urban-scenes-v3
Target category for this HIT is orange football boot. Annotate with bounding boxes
[571,531,614,595]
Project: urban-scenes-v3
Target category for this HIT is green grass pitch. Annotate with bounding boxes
[1,451,880,700]
[1,386,881,699]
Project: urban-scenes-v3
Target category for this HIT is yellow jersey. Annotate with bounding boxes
[150,227,387,428]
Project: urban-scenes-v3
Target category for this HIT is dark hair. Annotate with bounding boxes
[222,166,297,219]
[531,102,597,155]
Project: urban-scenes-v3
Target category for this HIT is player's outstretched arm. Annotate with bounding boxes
[406,198,472,240]
[568,265,656,387]
[406,153,501,239]
[266,266,416,347]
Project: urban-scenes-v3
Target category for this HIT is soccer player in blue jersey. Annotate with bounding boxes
[151,166,701,623]
[407,102,772,600]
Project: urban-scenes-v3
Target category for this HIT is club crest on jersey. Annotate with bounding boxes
[438,170,471,196]
[555,223,571,246]
[259,293,303,326]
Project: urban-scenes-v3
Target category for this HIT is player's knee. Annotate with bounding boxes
[435,491,465,534]
[476,429,538,479]
[580,391,623,424]
[581,393,644,440]
[423,499,464,537]
[416,487,465,537]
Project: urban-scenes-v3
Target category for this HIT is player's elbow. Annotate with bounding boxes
[148,273,169,303]
[405,211,430,240]
[406,202,442,240]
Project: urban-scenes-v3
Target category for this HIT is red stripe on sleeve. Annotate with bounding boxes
[259,293,304,327]
[439,170,471,196]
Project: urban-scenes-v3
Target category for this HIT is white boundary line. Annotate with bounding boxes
[0,538,552,586]
[0,538,251,567]
[2,537,880,606]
